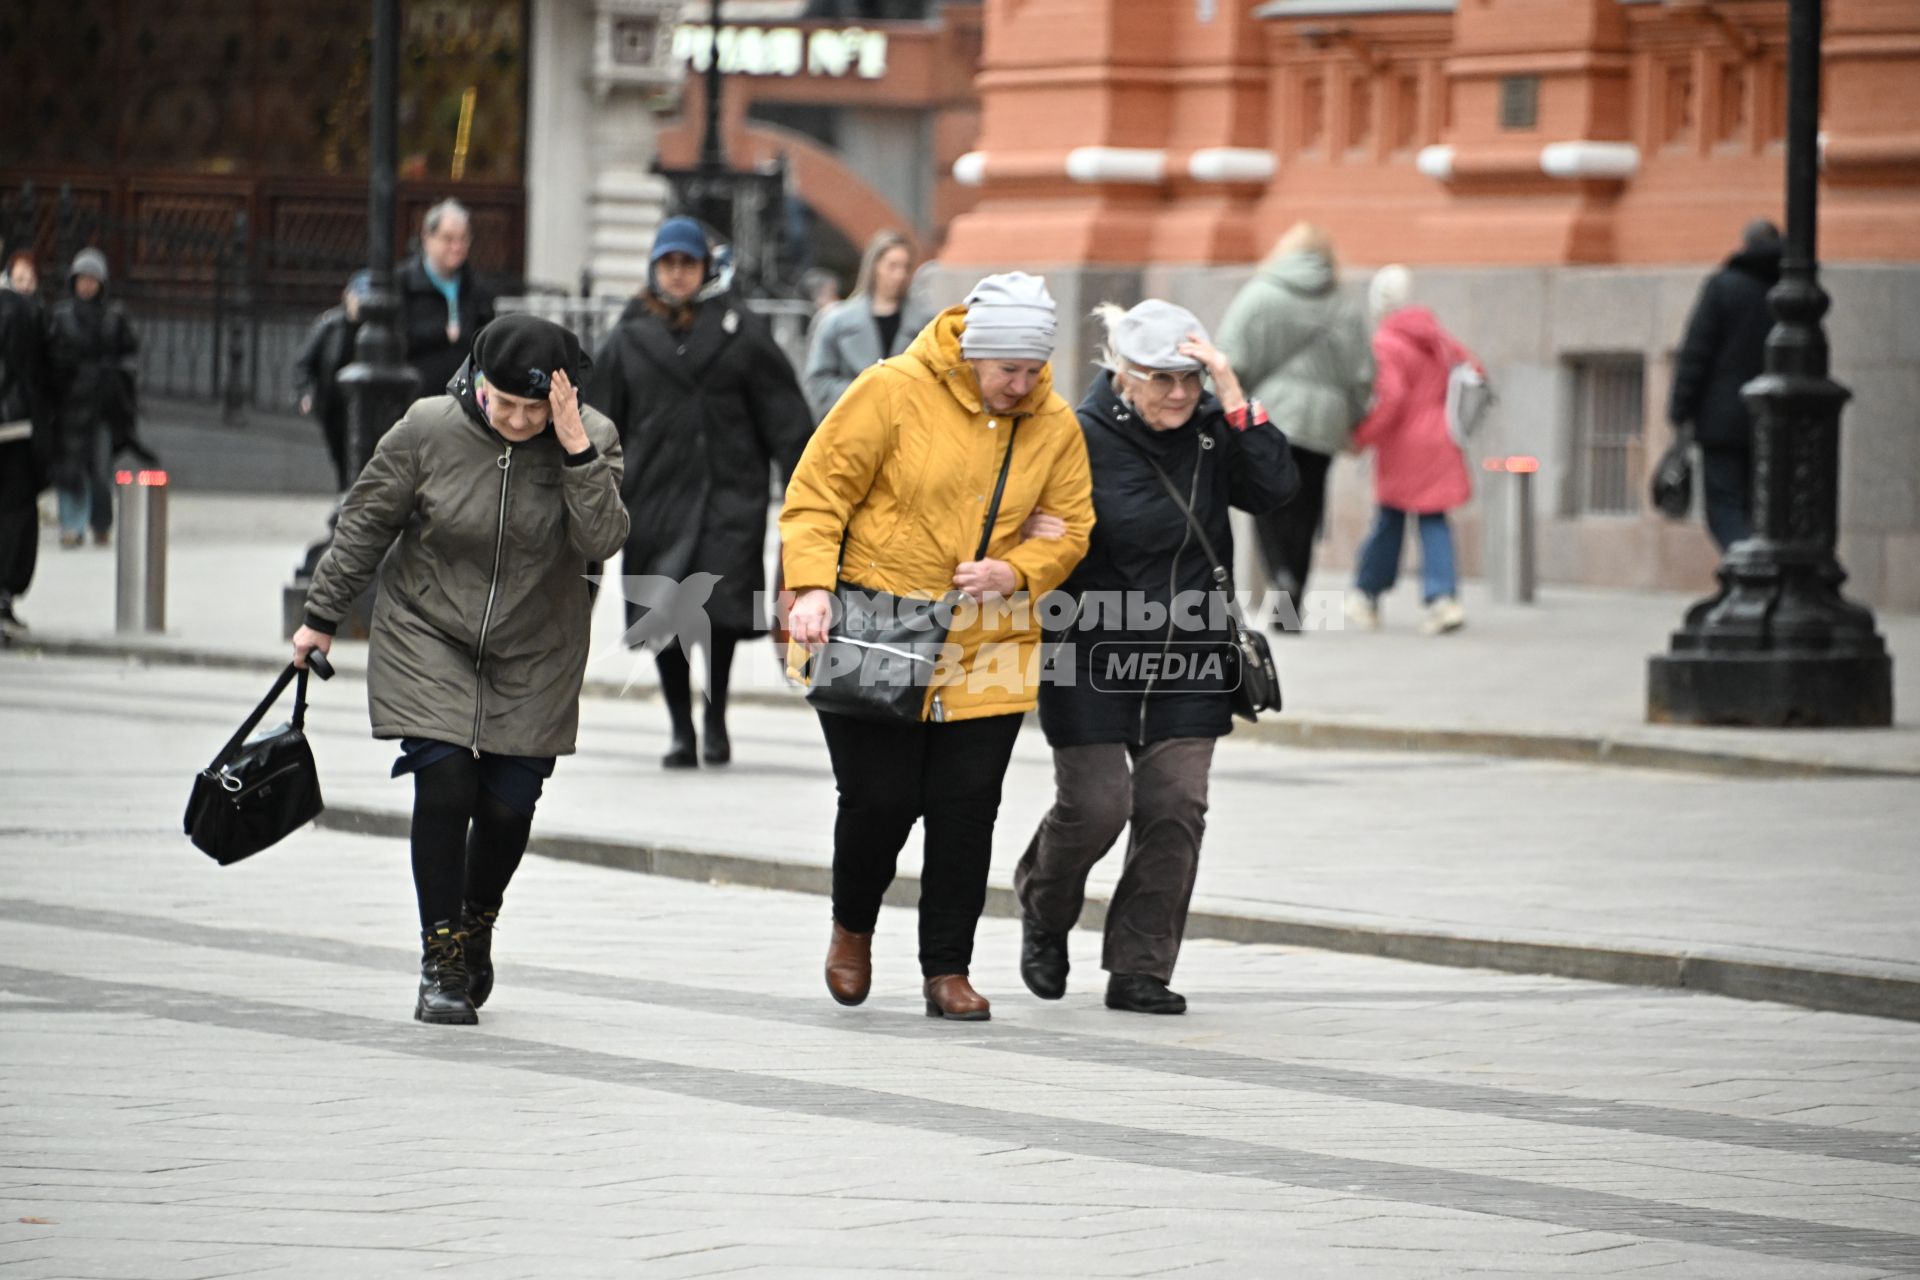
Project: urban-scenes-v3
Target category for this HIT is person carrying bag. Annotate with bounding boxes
[780,272,1094,1022]
[1013,300,1298,1017]
[289,314,629,1026]
[185,652,335,865]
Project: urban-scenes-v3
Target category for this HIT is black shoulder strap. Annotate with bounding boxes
[1090,416,1235,592]
[975,417,1022,562]
[210,664,308,767]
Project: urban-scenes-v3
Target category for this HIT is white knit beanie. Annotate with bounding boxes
[960,272,1057,361]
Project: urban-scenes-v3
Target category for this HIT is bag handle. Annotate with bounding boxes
[1090,415,1249,629]
[974,416,1022,563]
[208,664,309,769]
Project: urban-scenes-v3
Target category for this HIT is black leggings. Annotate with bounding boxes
[655,631,742,735]
[816,709,1025,977]
[1252,444,1332,616]
[408,754,538,930]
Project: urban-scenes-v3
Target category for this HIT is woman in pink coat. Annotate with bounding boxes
[1347,266,1475,635]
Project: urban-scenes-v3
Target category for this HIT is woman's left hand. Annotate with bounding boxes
[1178,333,1247,415]
[953,558,1017,600]
[550,369,590,455]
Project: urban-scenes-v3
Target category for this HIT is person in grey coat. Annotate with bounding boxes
[291,314,628,1026]
[802,230,927,422]
[1216,224,1373,630]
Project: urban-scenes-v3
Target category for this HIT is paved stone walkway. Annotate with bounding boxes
[3,665,1919,1277]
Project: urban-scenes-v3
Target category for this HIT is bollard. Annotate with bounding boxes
[114,469,169,633]
[1482,455,1538,605]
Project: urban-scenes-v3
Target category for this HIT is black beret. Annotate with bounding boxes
[470,313,589,398]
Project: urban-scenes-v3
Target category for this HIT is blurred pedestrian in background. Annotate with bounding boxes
[293,270,370,491]
[399,199,495,399]
[1014,300,1296,1016]
[800,267,843,316]
[1217,223,1373,631]
[1668,218,1782,550]
[586,216,812,770]
[47,248,136,549]
[291,314,629,1026]
[4,251,38,297]
[0,278,52,637]
[781,271,1094,1022]
[1345,266,1476,636]
[802,230,926,422]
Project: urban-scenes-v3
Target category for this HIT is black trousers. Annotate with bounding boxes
[1252,445,1332,625]
[406,751,548,931]
[816,708,1025,977]
[655,630,743,736]
[1701,446,1752,551]
[0,446,39,597]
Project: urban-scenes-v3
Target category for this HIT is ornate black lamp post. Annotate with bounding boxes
[1647,0,1893,727]
[338,0,421,476]
[282,0,420,637]
[655,0,788,293]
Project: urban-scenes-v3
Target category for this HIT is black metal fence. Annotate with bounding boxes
[0,181,564,425]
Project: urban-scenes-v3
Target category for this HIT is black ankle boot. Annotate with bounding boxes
[463,903,499,1009]
[1105,972,1186,1015]
[1020,920,1069,1000]
[662,727,699,769]
[416,923,477,1025]
[702,708,731,766]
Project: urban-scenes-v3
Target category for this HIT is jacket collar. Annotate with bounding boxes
[614,293,741,389]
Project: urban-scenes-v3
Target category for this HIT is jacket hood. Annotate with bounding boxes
[1260,250,1335,298]
[909,305,1057,417]
[1379,305,1451,358]
[1726,245,1783,286]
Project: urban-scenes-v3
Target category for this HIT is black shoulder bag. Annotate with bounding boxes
[185,654,333,865]
[804,420,1021,724]
[1095,418,1282,723]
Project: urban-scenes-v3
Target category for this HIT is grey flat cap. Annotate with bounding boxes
[1106,299,1208,371]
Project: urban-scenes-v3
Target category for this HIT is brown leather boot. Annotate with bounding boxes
[923,974,991,1021]
[824,921,873,1006]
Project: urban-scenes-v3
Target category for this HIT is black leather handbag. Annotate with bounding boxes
[1096,418,1282,723]
[804,420,1020,724]
[1651,435,1694,519]
[185,655,332,865]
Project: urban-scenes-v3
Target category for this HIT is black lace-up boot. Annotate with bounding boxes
[416,923,477,1025]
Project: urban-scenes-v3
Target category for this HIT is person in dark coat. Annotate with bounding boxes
[1668,218,1783,550]
[1013,300,1298,1015]
[293,271,369,490]
[0,284,54,636]
[397,199,496,399]
[47,248,137,549]
[585,216,813,770]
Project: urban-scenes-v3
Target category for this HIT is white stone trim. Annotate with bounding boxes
[1063,146,1168,185]
[1188,148,1278,183]
[1416,144,1456,180]
[1539,141,1640,179]
[951,151,988,187]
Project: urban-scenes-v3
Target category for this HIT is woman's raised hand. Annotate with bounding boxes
[549,369,590,455]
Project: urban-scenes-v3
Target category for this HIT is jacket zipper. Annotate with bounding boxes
[1139,442,1204,745]
[471,444,513,756]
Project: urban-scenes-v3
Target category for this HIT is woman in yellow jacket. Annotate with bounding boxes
[781,272,1094,1020]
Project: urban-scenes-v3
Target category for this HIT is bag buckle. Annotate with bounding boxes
[218,768,243,793]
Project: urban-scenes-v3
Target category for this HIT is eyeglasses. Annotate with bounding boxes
[1126,366,1204,393]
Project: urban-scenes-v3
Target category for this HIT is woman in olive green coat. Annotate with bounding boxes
[292,314,628,1026]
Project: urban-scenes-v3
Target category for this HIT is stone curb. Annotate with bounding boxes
[11,632,1916,781]
[316,803,1920,1024]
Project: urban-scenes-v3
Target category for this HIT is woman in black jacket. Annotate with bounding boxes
[292,271,368,490]
[47,249,137,548]
[1014,299,1297,1015]
[585,217,813,768]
